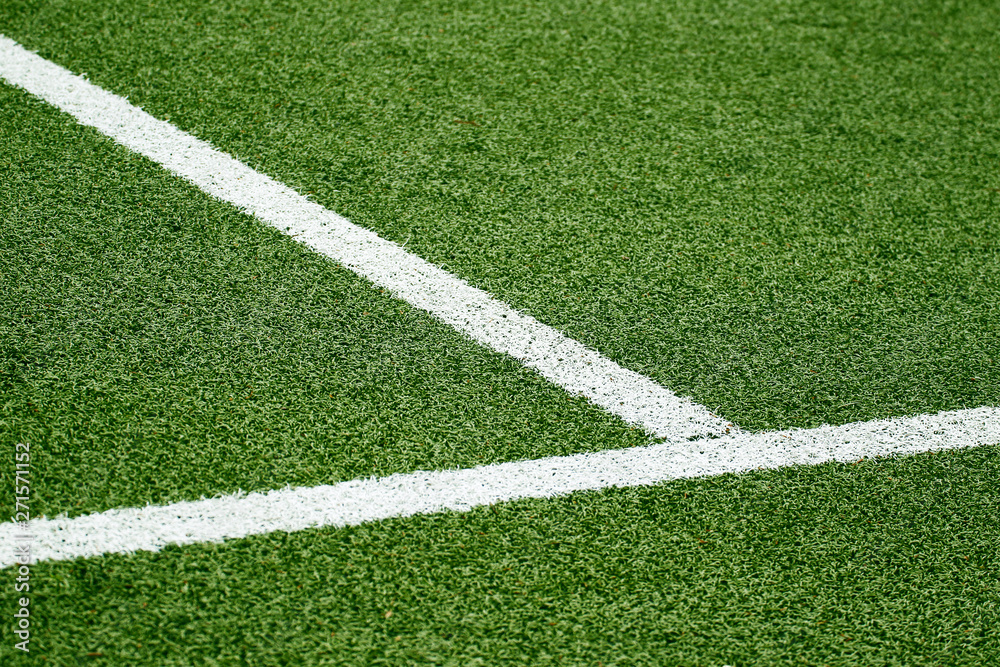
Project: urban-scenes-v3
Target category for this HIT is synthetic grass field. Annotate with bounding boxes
[1,0,999,664]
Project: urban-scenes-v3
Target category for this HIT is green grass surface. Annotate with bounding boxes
[3,446,998,665]
[2,0,998,430]
[0,83,649,518]
[2,0,1000,663]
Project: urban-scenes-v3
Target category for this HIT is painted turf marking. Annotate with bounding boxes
[1,407,997,568]
[0,35,731,442]
[2,37,998,570]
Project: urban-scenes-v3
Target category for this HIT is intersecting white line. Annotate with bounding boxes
[2,36,998,570]
[1,407,998,568]
[0,34,731,443]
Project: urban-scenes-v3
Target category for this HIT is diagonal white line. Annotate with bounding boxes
[0,34,732,442]
[1,407,998,568]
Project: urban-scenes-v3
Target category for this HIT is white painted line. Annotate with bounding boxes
[2,407,997,568]
[0,35,730,442]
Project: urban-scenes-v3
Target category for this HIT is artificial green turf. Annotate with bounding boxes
[2,0,998,431]
[2,3,999,663]
[0,82,651,519]
[3,445,997,665]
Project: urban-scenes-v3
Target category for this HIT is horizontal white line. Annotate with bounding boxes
[0,34,730,442]
[2,407,997,568]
